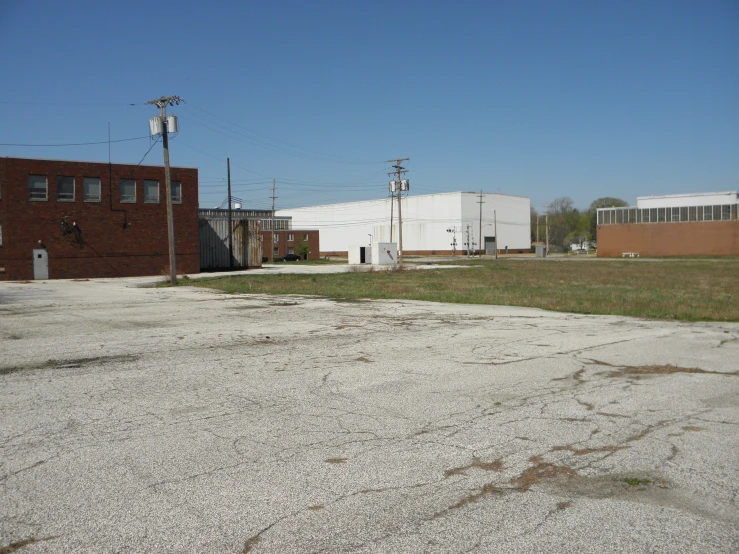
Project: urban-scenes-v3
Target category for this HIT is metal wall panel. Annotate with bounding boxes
[199,218,262,269]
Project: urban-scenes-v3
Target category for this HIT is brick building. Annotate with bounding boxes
[596,192,739,257]
[263,229,320,261]
[0,157,199,280]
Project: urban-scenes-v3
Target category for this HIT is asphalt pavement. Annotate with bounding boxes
[1,275,738,553]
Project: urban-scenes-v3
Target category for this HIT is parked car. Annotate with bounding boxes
[282,254,302,261]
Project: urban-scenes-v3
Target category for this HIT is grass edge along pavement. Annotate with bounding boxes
[188,258,739,322]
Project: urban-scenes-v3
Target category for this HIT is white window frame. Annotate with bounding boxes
[171,181,182,204]
[120,179,136,203]
[273,234,279,243]
[29,175,48,201]
[56,176,75,202]
[84,177,101,202]
[144,180,160,203]
[288,233,294,242]
[303,233,309,241]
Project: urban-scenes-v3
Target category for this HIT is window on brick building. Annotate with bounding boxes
[120,179,136,203]
[171,181,182,203]
[303,233,309,241]
[273,247,279,257]
[84,178,101,202]
[288,247,294,255]
[57,176,75,201]
[288,233,294,242]
[29,175,48,201]
[144,180,159,203]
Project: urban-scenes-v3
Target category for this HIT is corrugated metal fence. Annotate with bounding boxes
[199,218,262,269]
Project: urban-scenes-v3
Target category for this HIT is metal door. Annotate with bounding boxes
[33,249,48,279]
[484,237,496,255]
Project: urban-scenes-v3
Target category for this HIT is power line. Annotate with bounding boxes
[0,101,146,106]
[0,135,151,147]
[186,103,383,166]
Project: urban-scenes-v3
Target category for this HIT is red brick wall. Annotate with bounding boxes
[0,157,199,280]
[261,230,320,260]
[597,221,739,257]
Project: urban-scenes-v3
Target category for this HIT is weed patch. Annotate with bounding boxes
[192,258,739,321]
[622,477,652,487]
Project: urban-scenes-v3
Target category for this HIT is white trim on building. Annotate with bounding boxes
[637,191,739,209]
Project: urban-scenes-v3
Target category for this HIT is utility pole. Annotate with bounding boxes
[546,212,549,255]
[270,179,277,262]
[494,210,498,259]
[147,95,183,286]
[227,158,233,270]
[477,190,484,257]
[387,158,409,267]
[389,181,394,242]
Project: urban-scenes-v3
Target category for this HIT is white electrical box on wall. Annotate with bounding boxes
[371,242,398,266]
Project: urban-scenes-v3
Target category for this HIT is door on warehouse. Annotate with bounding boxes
[33,249,49,279]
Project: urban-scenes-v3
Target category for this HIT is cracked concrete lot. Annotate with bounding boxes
[1,278,738,553]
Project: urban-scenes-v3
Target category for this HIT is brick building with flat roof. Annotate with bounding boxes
[0,157,199,280]
[596,191,739,257]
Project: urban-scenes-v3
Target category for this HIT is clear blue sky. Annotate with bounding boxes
[1,0,736,212]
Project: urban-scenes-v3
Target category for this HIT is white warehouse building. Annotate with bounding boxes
[276,191,531,256]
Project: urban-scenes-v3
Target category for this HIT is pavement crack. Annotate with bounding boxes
[0,536,58,554]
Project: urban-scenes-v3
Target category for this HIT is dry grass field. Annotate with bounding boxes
[191,257,739,321]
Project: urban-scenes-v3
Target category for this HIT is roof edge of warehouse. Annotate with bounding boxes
[637,191,738,201]
[2,155,197,170]
[278,190,529,211]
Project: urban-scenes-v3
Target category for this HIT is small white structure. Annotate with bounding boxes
[348,242,397,265]
[277,191,530,256]
[348,245,371,265]
[372,242,397,265]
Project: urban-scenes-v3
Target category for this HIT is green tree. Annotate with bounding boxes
[547,197,580,250]
[295,238,310,260]
[564,214,593,250]
[530,205,540,244]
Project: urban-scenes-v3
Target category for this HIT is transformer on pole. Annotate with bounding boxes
[147,95,183,285]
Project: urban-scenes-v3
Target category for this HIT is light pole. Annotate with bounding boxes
[368,234,372,244]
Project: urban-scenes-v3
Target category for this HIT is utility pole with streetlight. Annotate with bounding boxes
[147,95,183,286]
